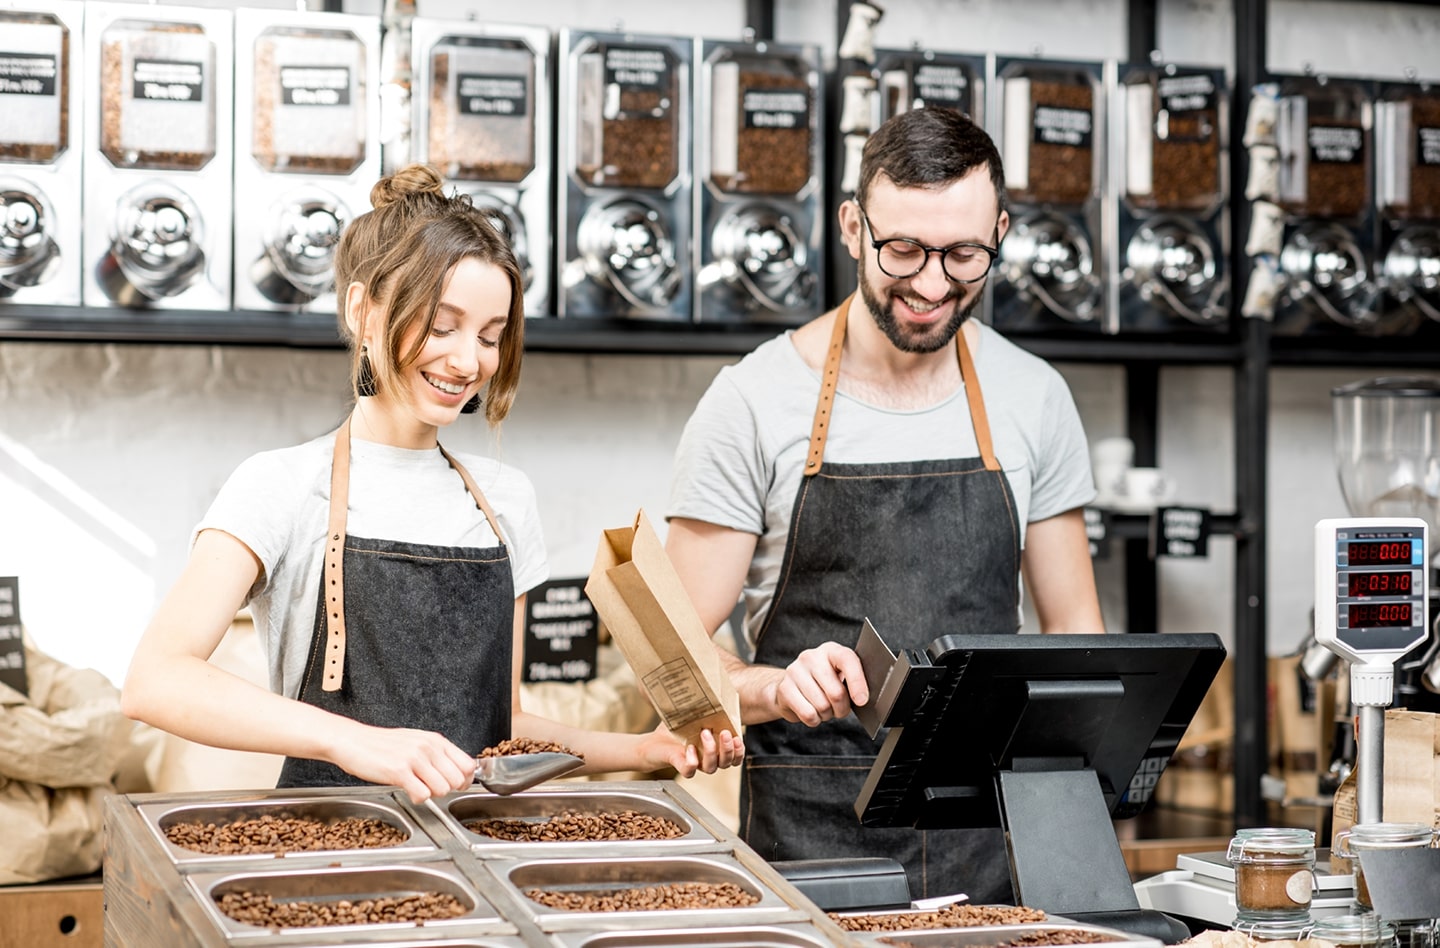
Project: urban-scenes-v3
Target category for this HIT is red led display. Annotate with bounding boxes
[1346,571,1413,597]
[1347,541,1415,565]
[1347,602,1413,628]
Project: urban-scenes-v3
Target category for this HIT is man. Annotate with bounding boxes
[665,107,1105,904]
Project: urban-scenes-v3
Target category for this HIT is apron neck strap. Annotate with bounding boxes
[803,295,1001,475]
[321,417,508,692]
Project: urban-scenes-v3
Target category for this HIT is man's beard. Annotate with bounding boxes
[858,267,984,354]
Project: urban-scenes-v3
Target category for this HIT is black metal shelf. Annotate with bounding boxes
[1268,334,1440,369]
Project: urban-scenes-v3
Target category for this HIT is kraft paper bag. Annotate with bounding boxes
[585,510,741,746]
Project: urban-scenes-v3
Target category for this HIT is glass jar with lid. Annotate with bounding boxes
[1308,914,1398,948]
[1233,916,1314,942]
[1228,827,1317,920]
[1333,822,1437,911]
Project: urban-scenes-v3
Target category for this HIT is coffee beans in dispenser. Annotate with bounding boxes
[1270,75,1388,336]
[558,29,692,320]
[872,48,984,124]
[1374,79,1440,328]
[233,8,378,317]
[1115,63,1229,333]
[694,38,821,324]
[0,0,82,306]
[412,20,551,317]
[82,2,232,311]
[988,57,1109,333]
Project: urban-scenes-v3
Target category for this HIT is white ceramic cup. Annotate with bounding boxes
[1090,437,1135,506]
[1116,467,1176,510]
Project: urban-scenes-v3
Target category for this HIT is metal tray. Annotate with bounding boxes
[840,921,1162,947]
[549,923,839,947]
[429,787,722,856]
[489,854,803,932]
[184,862,509,940]
[138,794,437,865]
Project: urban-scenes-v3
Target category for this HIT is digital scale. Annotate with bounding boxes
[1136,517,1430,927]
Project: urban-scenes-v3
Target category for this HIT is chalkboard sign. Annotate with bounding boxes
[522,578,599,684]
[0,576,26,696]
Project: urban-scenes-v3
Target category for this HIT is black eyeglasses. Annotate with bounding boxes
[857,205,999,284]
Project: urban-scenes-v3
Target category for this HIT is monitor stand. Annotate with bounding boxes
[997,767,1191,944]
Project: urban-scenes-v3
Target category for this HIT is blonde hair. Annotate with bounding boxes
[334,164,524,426]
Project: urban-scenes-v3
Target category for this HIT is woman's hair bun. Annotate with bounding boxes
[369,163,447,209]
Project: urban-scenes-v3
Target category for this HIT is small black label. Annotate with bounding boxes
[1157,73,1216,114]
[522,579,599,684]
[1308,123,1364,164]
[742,87,809,129]
[132,59,204,103]
[280,65,351,107]
[457,72,528,117]
[0,52,57,96]
[0,577,26,698]
[1152,507,1212,559]
[1418,126,1440,168]
[604,45,670,90]
[1084,507,1110,560]
[914,62,970,110]
[1032,104,1092,148]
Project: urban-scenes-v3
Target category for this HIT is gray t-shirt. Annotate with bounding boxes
[667,322,1094,650]
[197,432,549,698]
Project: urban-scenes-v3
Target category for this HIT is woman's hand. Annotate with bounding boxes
[330,724,478,803]
[637,723,745,777]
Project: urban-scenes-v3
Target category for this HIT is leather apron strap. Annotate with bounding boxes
[322,417,506,692]
[803,294,1000,476]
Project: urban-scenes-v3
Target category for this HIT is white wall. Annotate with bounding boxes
[4,0,1440,688]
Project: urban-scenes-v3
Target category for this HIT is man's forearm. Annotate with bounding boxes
[717,647,787,726]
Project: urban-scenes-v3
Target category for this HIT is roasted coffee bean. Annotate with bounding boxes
[1132,109,1221,211]
[428,52,532,183]
[479,738,582,758]
[217,890,465,928]
[999,930,1116,946]
[525,881,759,912]
[163,814,406,855]
[100,25,212,171]
[464,809,684,842]
[714,69,812,196]
[0,14,68,162]
[1012,79,1094,207]
[1398,92,1440,220]
[832,903,1048,932]
[1305,117,1368,219]
[250,35,363,175]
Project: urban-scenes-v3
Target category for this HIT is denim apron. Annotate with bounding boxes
[277,417,514,789]
[741,295,1022,903]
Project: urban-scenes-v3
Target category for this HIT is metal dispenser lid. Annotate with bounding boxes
[469,191,532,291]
[1280,221,1376,327]
[999,211,1101,322]
[1125,215,1224,324]
[1382,225,1440,321]
[262,191,347,294]
[708,203,813,312]
[576,197,680,310]
[108,182,206,299]
[0,183,61,289]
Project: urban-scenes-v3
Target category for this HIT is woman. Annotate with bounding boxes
[122,165,742,803]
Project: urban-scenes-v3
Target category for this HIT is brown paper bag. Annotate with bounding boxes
[584,510,741,746]
[1329,708,1440,873]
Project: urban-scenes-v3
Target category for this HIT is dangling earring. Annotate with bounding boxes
[357,349,377,397]
[460,393,482,414]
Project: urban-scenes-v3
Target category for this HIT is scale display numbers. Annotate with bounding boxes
[1346,540,1419,565]
[1346,601,1414,628]
[1346,570,1414,597]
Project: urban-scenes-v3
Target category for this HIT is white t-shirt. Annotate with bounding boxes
[197,432,549,698]
[667,322,1094,650]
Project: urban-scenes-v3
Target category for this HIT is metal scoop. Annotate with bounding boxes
[473,752,584,795]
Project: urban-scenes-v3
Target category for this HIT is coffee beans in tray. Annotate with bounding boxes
[164,814,407,855]
[832,903,1048,932]
[479,738,582,758]
[216,889,465,928]
[524,881,759,912]
[882,930,1115,948]
[463,809,685,842]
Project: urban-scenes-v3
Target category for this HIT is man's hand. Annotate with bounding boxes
[773,641,870,726]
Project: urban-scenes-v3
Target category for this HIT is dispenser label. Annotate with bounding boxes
[1032,105,1092,148]
[742,88,809,129]
[1308,124,1363,164]
[280,66,351,107]
[915,62,970,111]
[0,52,57,96]
[133,59,204,102]
[1419,126,1440,167]
[1157,73,1216,114]
[604,46,670,91]
[457,73,528,117]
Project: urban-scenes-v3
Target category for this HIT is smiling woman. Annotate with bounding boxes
[119,164,743,805]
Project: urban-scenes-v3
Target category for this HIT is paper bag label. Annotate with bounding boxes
[642,658,718,729]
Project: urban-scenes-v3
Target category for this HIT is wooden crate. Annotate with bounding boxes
[0,877,103,948]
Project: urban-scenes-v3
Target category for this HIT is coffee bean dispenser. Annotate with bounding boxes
[82,2,232,311]
[694,37,822,324]
[233,7,378,317]
[988,56,1109,333]
[0,0,82,306]
[1375,78,1440,328]
[1114,63,1229,333]
[412,19,551,317]
[558,29,692,321]
[872,47,985,124]
[1270,74,1386,336]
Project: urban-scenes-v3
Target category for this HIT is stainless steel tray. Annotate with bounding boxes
[184,862,509,939]
[138,794,437,865]
[840,921,1162,947]
[548,923,840,947]
[429,787,722,856]
[489,854,804,932]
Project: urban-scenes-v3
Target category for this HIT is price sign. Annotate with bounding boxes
[0,577,26,697]
[522,579,599,684]
[1152,507,1211,559]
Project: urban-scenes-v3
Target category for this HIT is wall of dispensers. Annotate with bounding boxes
[1,0,1437,335]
